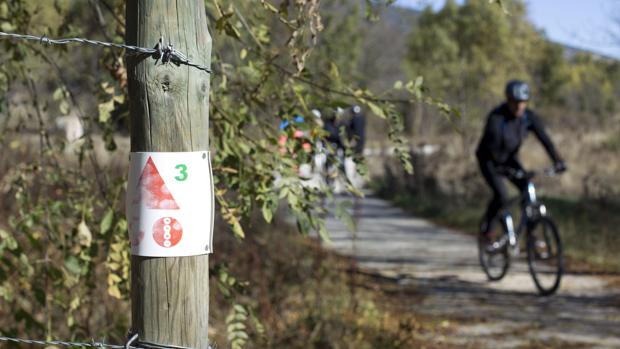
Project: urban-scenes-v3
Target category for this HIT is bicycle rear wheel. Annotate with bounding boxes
[527,217,563,296]
[478,216,510,281]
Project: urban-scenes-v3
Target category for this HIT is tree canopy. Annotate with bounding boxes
[404,0,620,127]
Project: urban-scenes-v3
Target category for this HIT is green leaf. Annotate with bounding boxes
[413,76,424,99]
[77,220,92,247]
[230,330,249,340]
[64,256,82,275]
[100,208,114,235]
[366,101,387,119]
[261,203,273,223]
[98,99,114,123]
[227,322,247,333]
[232,220,245,239]
[234,304,248,315]
[101,81,115,95]
[250,310,265,334]
[287,191,299,207]
[335,200,356,233]
[0,22,15,32]
[116,218,128,232]
[108,284,122,299]
[59,100,70,115]
[107,273,122,285]
[0,229,17,251]
[414,75,424,89]
[329,62,341,82]
[0,283,14,302]
[260,0,279,13]
[69,296,80,310]
[317,223,332,243]
[52,87,65,101]
[33,287,46,306]
[67,314,75,328]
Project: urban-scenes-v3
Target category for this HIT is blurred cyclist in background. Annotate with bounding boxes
[344,105,366,189]
[347,105,366,158]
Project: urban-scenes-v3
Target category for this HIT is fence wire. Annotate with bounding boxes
[0,334,214,349]
[0,31,212,74]
[0,335,126,348]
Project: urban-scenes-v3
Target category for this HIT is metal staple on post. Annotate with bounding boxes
[0,31,212,74]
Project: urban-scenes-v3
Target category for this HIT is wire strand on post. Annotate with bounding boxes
[0,31,212,74]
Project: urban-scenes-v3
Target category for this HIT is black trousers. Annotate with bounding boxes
[478,156,529,231]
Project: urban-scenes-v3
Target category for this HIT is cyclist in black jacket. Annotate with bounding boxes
[348,105,366,156]
[476,80,566,235]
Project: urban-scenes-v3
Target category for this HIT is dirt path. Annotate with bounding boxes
[323,195,620,348]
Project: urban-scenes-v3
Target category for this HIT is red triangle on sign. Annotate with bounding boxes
[135,156,180,209]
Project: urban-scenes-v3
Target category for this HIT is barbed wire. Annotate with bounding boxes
[0,334,214,349]
[0,335,126,348]
[0,31,212,74]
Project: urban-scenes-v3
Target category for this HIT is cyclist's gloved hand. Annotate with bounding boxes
[554,161,567,173]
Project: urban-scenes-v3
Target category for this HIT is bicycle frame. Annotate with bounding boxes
[500,181,547,255]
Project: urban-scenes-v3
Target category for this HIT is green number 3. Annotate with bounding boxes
[175,164,188,181]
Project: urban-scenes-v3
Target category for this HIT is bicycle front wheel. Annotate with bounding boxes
[527,217,563,296]
[478,216,510,281]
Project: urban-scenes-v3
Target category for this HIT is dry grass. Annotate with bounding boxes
[208,216,457,349]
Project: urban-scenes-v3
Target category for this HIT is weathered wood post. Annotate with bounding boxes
[126,1,211,348]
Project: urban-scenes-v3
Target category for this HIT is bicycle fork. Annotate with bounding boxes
[501,213,519,256]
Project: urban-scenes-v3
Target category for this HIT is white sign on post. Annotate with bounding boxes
[126,151,214,257]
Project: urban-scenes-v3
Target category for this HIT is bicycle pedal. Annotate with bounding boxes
[534,240,550,259]
[535,240,547,250]
[484,242,499,253]
[483,238,507,254]
[508,233,517,247]
[509,246,520,257]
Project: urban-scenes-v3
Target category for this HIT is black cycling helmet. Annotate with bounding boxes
[505,80,530,102]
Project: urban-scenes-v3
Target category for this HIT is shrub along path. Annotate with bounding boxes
[323,195,620,348]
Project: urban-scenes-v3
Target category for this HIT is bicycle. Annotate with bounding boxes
[478,167,564,296]
[318,143,347,194]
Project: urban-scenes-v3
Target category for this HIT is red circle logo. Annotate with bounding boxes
[152,217,183,248]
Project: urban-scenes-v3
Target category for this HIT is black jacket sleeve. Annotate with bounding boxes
[477,112,502,161]
[528,112,562,163]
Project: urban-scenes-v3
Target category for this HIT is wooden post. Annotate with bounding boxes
[125,1,211,348]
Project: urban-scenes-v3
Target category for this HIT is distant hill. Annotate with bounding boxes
[357,3,616,91]
[378,5,420,32]
[359,6,420,90]
[562,43,618,62]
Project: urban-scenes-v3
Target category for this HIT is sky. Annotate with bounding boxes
[394,0,620,59]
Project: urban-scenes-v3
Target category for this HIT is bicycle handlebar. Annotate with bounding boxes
[497,166,565,180]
